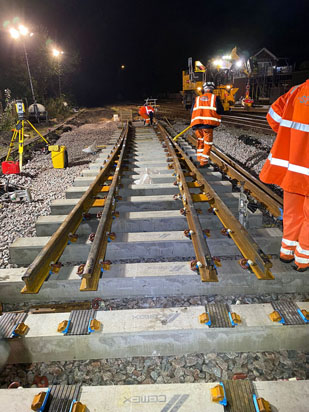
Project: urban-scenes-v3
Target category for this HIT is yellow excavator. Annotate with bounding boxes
[181,49,241,111]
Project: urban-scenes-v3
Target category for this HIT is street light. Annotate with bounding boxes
[51,48,64,97]
[9,23,36,105]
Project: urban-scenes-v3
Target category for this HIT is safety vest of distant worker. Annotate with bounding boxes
[190,93,222,128]
[259,80,309,271]
[191,86,224,167]
[139,105,155,124]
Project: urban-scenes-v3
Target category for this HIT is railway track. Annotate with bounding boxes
[157,102,274,135]
[1,118,309,411]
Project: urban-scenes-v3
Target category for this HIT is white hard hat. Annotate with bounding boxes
[203,82,215,90]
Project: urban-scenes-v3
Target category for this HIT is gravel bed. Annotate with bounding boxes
[171,121,277,177]
[3,292,309,313]
[1,351,308,388]
[0,112,119,269]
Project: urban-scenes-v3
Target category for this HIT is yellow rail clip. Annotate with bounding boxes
[199,312,210,325]
[89,319,101,332]
[230,312,241,324]
[14,322,29,336]
[72,401,86,412]
[57,320,69,333]
[269,311,283,323]
[31,392,47,411]
[256,397,272,412]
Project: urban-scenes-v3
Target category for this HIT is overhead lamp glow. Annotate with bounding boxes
[197,86,202,91]
[18,24,29,36]
[52,48,61,57]
[9,27,20,39]
[213,59,223,67]
[121,65,125,69]
[222,55,231,60]
[236,60,243,68]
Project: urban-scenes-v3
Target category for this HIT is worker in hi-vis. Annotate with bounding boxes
[191,82,224,167]
[260,80,309,272]
[139,103,155,126]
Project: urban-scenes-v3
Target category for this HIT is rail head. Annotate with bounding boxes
[158,121,274,281]
[21,122,129,294]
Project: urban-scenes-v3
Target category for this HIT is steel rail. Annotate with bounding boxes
[158,121,274,280]
[20,123,128,294]
[80,124,131,291]
[156,123,218,282]
[185,134,283,218]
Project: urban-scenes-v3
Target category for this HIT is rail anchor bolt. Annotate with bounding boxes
[68,233,78,244]
[100,260,112,271]
[76,264,85,276]
[50,262,62,274]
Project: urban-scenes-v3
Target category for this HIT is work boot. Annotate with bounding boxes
[292,264,308,273]
[199,163,210,169]
[279,257,294,264]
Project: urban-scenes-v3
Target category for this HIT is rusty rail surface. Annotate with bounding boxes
[80,124,131,291]
[185,134,283,218]
[158,121,274,281]
[21,123,128,294]
[157,123,218,282]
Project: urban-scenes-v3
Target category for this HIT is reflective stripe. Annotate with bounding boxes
[280,247,294,255]
[197,149,203,152]
[282,238,298,246]
[289,85,299,95]
[268,153,289,168]
[204,142,213,145]
[296,244,309,256]
[200,154,209,158]
[295,255,309,264]
[280,119,309,132]
[198,138,204,141]
[193,116,221,122]
[268,107,282,123]
[288,164,309,176]
[211,94,215,108]
[268,154,309,176]
[193,106,217,111]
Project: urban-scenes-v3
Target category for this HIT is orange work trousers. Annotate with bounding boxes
[140,113,150,125]
[195,128,213,166]
[280,191,309,269]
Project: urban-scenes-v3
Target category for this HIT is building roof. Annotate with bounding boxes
[252,47,278,61]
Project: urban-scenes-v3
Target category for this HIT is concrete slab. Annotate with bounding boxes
[1,258,309,303]
[37,204,261,237]
[0,383,223,412]
[9,228,281,265]
[65,180,232,199]
[2,381,309,412]
[5,304,309,363]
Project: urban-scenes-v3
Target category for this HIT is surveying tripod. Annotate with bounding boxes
[6,100,49,171]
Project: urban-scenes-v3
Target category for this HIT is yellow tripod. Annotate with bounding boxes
[6,101,49,171]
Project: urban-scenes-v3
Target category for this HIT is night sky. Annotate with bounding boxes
[1,0,308,106]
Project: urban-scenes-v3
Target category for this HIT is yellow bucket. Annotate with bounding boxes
[49,145,68,169]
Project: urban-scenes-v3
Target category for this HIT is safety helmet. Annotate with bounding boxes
[203,82,215,91]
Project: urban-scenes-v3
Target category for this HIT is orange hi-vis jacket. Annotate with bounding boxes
[139,105,154,117]
[190,93,222,128]
[259,80,309,195]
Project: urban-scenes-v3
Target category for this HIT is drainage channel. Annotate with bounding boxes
[0,122,308,303]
